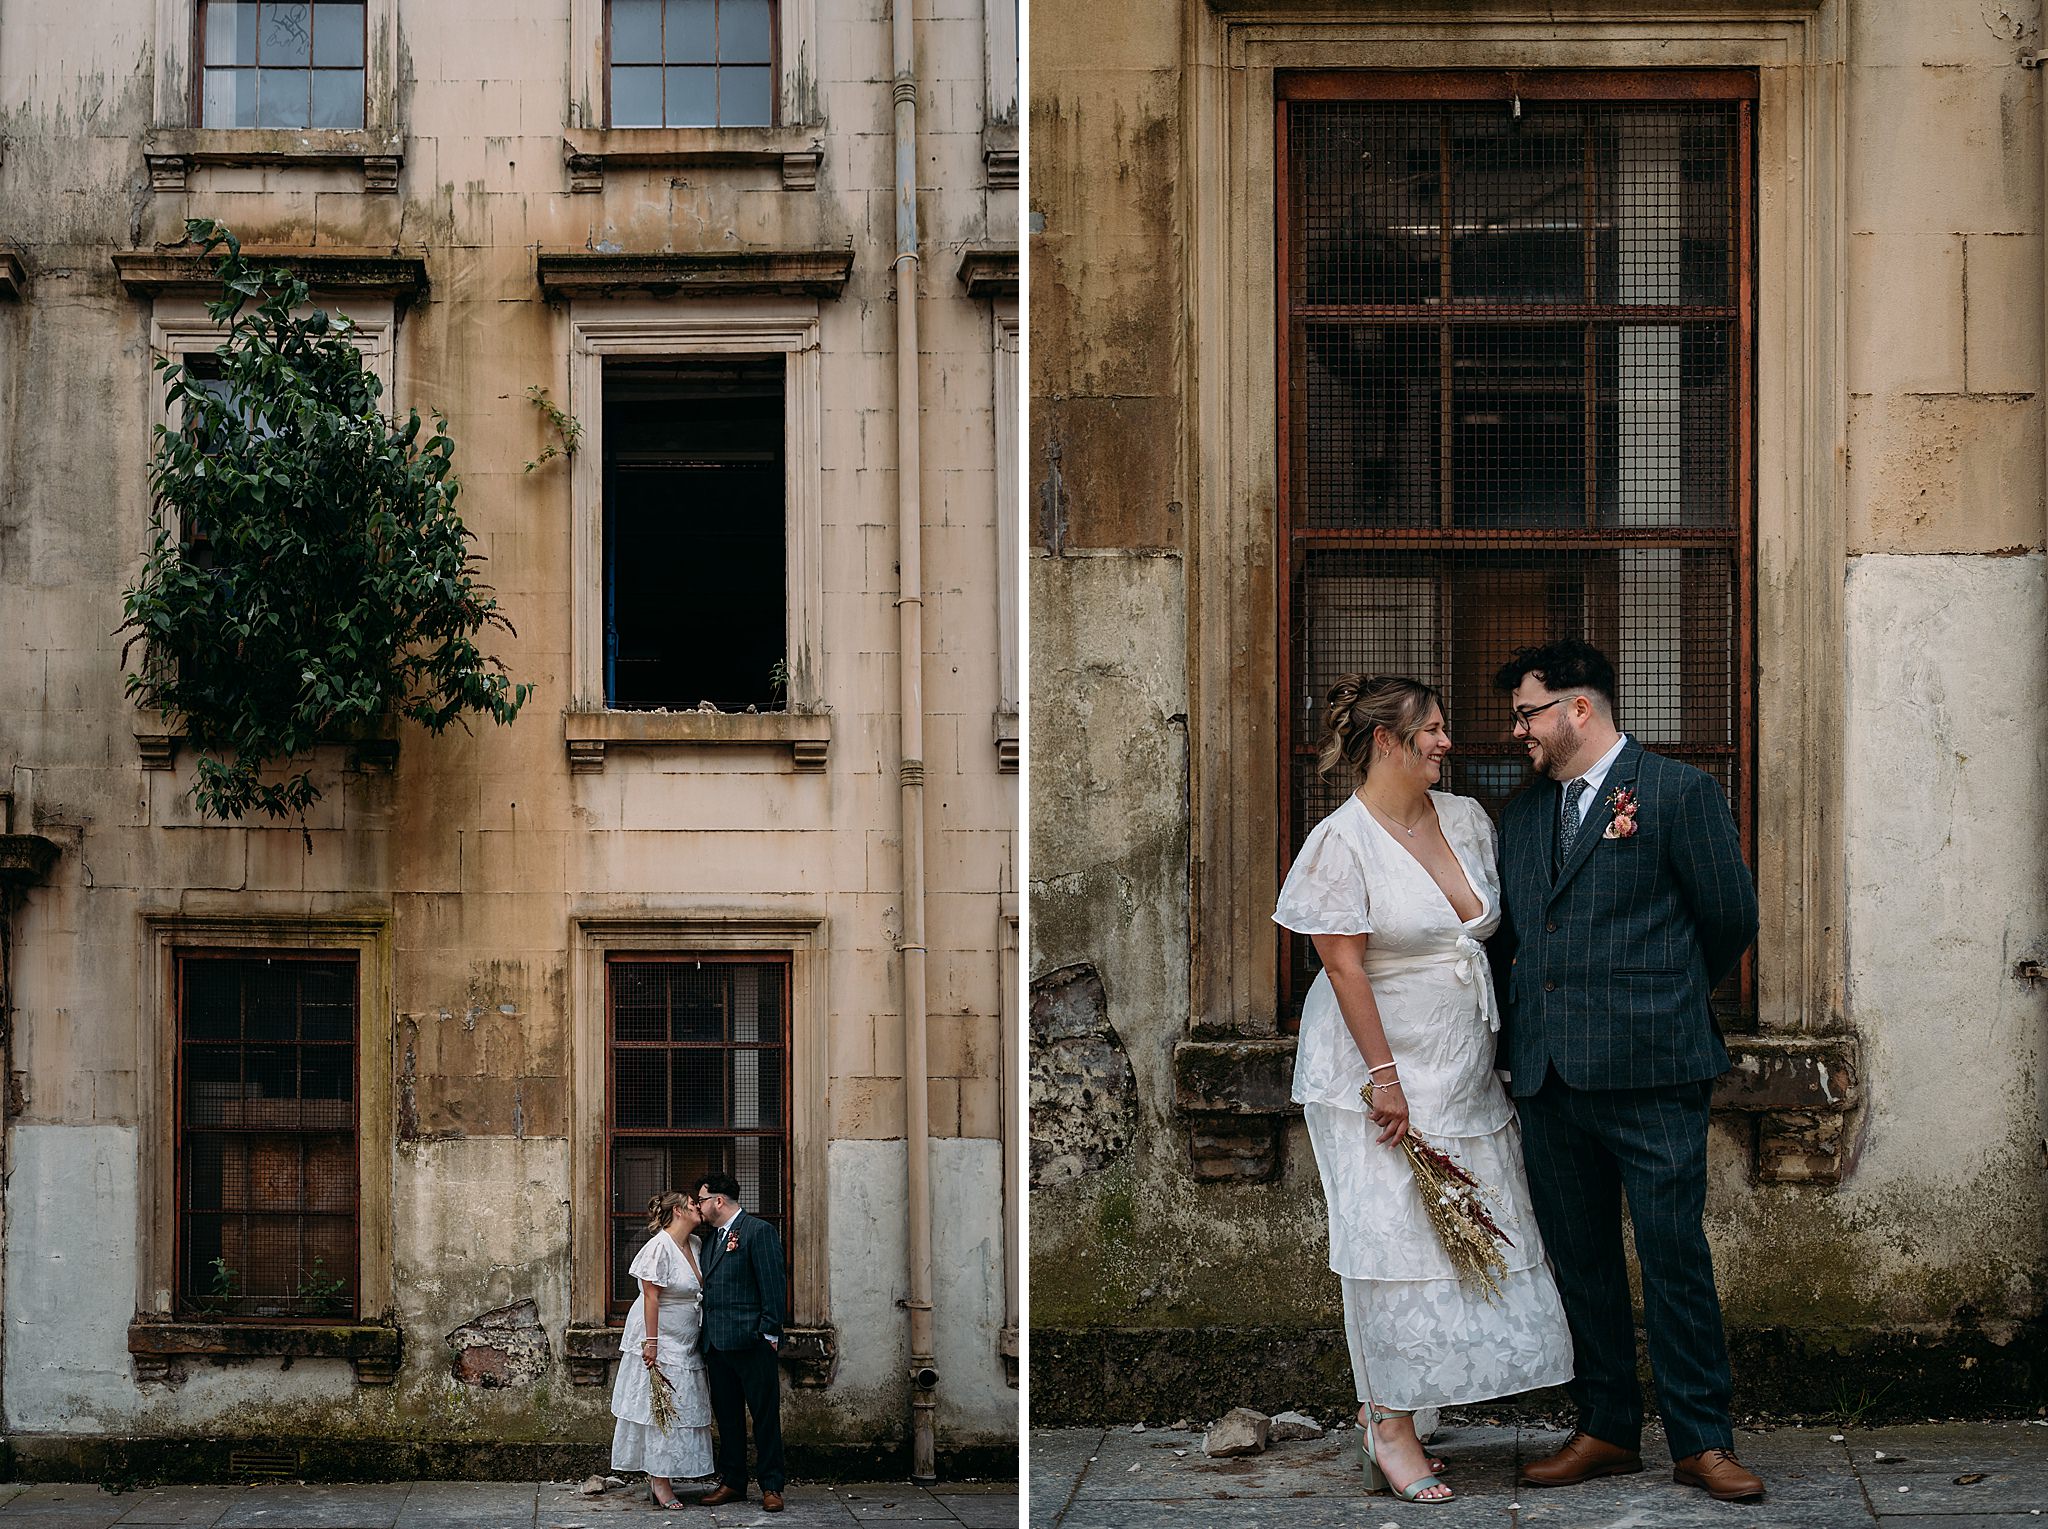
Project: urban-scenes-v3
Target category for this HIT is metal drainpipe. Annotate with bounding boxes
[2029,51,2048,548]
[890,0,940,1484]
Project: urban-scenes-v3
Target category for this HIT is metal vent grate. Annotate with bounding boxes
[1278,76,1755,1019]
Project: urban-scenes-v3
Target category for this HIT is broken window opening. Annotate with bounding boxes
[603,356,788,714]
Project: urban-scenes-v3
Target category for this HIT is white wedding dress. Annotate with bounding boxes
[1275,790,1574,1409]
[610,1231,716,1479]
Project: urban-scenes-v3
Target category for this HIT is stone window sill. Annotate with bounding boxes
[562,126,824,192]
[129,1317,401,1384]
[563,709,830,773]
[564,1323,835,1387]
[134,728,398,775]
[143,128,405,193]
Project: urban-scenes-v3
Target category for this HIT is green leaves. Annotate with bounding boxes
[120,219,532,823]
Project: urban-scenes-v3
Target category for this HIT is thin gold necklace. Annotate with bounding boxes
[1363,791,1431,838]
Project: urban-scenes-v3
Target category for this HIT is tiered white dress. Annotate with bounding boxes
[610,1232,716,1480]
[1274,790,1574,1410]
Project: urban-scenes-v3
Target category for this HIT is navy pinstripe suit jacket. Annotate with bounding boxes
[699,1211,787,1352]
[1491,739,1759,1097]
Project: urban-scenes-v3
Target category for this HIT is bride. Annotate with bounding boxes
[611,1191,717,1506]
[1273,675,1573,1504]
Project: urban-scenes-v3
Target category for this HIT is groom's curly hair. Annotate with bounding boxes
[1494,639,1618,717]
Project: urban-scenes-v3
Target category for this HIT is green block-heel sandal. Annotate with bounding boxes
[1361,1406,1454,1503]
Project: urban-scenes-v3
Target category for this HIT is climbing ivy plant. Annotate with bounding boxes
[121,219,531,822]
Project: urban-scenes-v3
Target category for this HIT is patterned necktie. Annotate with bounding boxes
[1558,778,1589,866]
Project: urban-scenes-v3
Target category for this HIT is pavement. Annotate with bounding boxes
[1032,1420,2048,1528]
[0,1479,1017,1528]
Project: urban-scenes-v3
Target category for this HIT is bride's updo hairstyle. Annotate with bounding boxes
[645,1190,692,1233]
[1318,674,1445,782]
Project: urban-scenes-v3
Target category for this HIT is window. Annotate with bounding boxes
[562,302,827,761]
[199,1,366,129]
[177,952,358,1320]
[604,358,786,711]
[607,955,791,1320]
[1277,73,1755,1016]
[608,0,776,128]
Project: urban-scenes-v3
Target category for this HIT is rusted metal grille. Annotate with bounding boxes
[178,953,358,1320]
[608,955,791,1317]
[1278,73,1756,1020]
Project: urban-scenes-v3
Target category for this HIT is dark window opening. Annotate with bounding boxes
[603,357,787,712]
[606,955,792,1321]
[177,952,359,1320]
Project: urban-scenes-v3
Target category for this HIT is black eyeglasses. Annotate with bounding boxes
[1509,697,1575,731]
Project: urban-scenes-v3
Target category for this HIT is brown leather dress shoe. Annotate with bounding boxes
[1519,1431,1644,1487]
[761,1490,785,1512]
[1673,1448,1766,1501]
[699,1485,746,1506]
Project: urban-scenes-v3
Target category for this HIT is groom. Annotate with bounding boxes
[693,1173,787,1513]
[1490,641,1763,1503]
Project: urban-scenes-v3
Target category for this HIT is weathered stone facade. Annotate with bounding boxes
[1030,0,2048,1421]
[0,0,1017,1473]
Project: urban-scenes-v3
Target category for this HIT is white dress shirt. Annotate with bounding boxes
[1559,733,1630,821]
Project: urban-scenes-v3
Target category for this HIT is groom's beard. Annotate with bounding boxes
[1535,721,1586,780]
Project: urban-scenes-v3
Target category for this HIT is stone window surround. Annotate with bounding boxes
[1172,4,1857,1184]
[563,299,828,771]
[984,0,1019,186]
[129,912,398,1384]
[994,302,1020,771]
[564,908,834,1385]
[563,0,821,190]
[146,0,404,191]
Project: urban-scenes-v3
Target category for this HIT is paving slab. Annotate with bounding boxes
[214,1483,410,1529]
[391,1481,539,1528]
[112,1488,249,1525]
[0,1484,137,1529]
[1028,1429,1100,1529]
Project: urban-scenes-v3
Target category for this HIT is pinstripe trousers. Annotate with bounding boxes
[1517,1069,1734,1460]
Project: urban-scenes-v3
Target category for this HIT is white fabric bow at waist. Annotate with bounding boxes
[1364,934,1501,1033]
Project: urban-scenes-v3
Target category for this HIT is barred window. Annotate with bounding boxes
[608,955,790,1319]
[178,953,358,1319]
[608,0,776,127]
[1279,72,1756,1017]
[199,2,367,129]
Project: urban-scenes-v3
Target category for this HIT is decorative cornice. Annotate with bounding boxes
[536,249,853,299]
[112,248,429,301]
[958,244,1018,300]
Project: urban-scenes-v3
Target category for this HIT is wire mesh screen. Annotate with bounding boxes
[178,954,357,1318]
[609,956,791,1316]
[1281,84,1753,1019]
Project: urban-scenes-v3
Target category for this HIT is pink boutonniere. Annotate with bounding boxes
[1602,786,1639,839]
[724,1233,740,1254]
